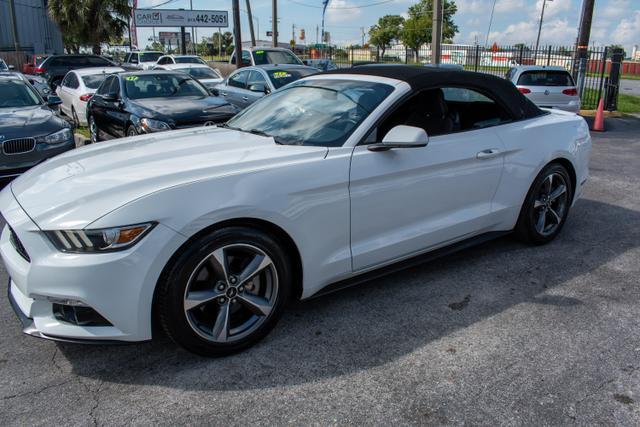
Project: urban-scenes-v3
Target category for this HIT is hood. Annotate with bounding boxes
[129,96,238,125]
[9,127,328,229]
[0,105,68,140]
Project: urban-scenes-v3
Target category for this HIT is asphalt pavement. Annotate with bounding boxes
[1,117,639,425]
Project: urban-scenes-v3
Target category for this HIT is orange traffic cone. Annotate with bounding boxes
[592,98,605,132]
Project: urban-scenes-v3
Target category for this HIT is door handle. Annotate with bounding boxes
[242,96,248,101]
[222,92,227,96]
[476,148,501,159]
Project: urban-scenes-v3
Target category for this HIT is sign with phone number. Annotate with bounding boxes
[134,9,228,28]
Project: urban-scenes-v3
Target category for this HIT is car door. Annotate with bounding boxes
[101,77,128,138]
[90,75,114,133]
[56,73,74,116]
[349,87,508,271]
[222,70,250,108]
[244,70,268,105]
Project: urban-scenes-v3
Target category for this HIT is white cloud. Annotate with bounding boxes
[530,0,572,20]
[457,0,485,14]
[496,0,526,13]
[611,10,640,45]
[487,18,576,45]
[598,0,631,19]
[326,0,363,24]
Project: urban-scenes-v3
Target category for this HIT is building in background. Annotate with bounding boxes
[0,0,64,64]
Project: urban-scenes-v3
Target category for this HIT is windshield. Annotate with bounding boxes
[267,68,317,89]
[175,57,205,64]
[82,74,111,89]
[0,80,41,108]
[226,79,394,147]
[181,67,221,80]
[124,74,209,99]
[140,52,163,62]
[518,70,574,86]
[252,50,303,65]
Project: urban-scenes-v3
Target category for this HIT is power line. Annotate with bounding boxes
[286,0,395,10]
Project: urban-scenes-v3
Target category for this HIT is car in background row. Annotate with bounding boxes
[229,47,304,66]
[0,74,74,180]
[34,54,116,90]
[214,65,317,109]
[156,55,208,66]
[0,59,13,71]
[56,67,125,126]
[87,71,239,142]
[152,64,223,91]
[121,51,164,70]
[506,65,580,113]
[0,72,52,99]
[303,59,338,71]
[22,55,48,75]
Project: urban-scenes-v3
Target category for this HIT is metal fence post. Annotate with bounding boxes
[351,46,354,65]
[547,45,552,66]
[606,48,624,111]
[597,46,608,106]
[519,45,524,65]
[474,45,479,72]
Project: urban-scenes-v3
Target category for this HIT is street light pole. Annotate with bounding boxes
[575,0,595,95]
[272,0,278,47]
[232,0,243,68]
[246,0,256,47]
[431,0,443,64]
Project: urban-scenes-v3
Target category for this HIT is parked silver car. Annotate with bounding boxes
[213,64,317,109]
[506,66,580,113]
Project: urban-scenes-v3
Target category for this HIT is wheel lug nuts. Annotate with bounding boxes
[217,284,225,291]
[218,297,226,304]
[231,298,237,304]
[238,286,244,292]
[229,276,237,284]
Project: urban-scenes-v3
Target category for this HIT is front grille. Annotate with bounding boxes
[2,138,36,155]
[9,227,30,262]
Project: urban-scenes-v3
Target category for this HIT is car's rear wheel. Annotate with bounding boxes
[515,163,573,244]
[157,227,292,356]
[126,125,138,137]
[71,107,80,128]
[88,115,100,144]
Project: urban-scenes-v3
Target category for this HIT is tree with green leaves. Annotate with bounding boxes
[369,15,405,61]
[48,0,132,54]
[400,0,459,61]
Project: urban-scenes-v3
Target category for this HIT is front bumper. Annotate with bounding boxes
[0,139,75,179]
[0,189,187,342]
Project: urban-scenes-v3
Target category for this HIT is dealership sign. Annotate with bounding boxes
[134,9,229,27]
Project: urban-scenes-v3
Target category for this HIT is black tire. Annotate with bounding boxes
[71,107,80,129]
[514,163,573,245]
[88,115,100,143]
[156,226,292,357]
[126,124,138,137]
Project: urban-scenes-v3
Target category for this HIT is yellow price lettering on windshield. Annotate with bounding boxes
[255,50,265,54]
[272,72,291,79]
[125,76,139,81]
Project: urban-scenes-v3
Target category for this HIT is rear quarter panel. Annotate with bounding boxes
[491,111,591,230]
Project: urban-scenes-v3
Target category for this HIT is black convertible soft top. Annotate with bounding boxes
[321,65,544,120]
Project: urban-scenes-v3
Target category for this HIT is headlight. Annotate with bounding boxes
[45,223,156,253]
[38,128,72,145]
[140,118,171,133]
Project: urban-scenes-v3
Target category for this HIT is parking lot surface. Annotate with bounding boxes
[1,117,639,425]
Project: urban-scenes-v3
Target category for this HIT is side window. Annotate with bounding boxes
[124,53,131,62]
[228,70,248,88]
[242,50,251,66]
[61,73,71,87]
[158,57,168,65]
[96,76,114,95]
[67,73,79,89]
[130,53,139,64]
[373,87,512,141]
[247,71,267,89]
[108,77,121,95]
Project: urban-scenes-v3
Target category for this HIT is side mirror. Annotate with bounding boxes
[368,125,429,152]
[248,83,268,94]
[103,92,119,102]
[46,95,62,106]
[8,65,15,70]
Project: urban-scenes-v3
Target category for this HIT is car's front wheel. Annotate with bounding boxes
[157,227,292,356]
[515,163,573,244]
[88,115,100,144]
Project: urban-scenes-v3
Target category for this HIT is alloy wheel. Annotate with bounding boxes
[533,172,568,237]
[89,117,98,143]
[183,243,279,343]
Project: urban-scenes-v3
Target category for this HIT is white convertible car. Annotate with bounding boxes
[1,66,591,356]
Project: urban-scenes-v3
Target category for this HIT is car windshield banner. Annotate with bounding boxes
[134,9,229,28]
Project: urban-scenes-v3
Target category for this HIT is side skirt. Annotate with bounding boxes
[309,231,510,299]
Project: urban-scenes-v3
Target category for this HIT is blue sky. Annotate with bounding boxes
[136,0,639,52]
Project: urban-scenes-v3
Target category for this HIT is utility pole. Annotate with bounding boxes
[361,27,365,46]
[534,0,552,60]
[316,25,319,45]
[190,0,195,54]
[232,0,243,68]
[246,0,256,46]
[431,0,443,64]
[292,24,296,44]
[272,0,278,47]
[179,8,186,54]
[575,0,595,95]
[8,0,20,57]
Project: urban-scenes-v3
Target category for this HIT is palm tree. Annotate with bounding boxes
[49,0,132,54]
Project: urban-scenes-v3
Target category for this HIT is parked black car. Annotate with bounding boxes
[86,71,240,142]
[35,55,116,90]
[0,74,75,180]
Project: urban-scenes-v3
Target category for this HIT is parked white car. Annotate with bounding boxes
[152,63,224,91]
[506,65,581,113]
[56,67,124,126]
[121,51,163,70]
[1,66,591,356]
[155,55,208,66]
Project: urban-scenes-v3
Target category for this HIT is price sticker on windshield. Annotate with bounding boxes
[125,76,139,81]
[272,72,292,79]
